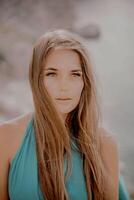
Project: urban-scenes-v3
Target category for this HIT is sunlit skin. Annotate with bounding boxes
[43,48,84,122]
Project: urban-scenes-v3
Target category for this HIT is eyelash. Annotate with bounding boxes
[45,72,81,77]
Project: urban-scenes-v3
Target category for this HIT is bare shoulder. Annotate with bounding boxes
[0,111,33,138]
[98,127,119,156]
[98,127,119,199]
[0,111,34,163]
[0,111,33,127]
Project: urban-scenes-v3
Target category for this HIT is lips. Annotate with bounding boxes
[56,98,71,100]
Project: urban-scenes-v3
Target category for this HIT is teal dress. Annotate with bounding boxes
[8,116,130,200]
[119,175,130,200]
[8,117,89,200]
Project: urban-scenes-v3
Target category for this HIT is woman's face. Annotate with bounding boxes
[43,48,84,121]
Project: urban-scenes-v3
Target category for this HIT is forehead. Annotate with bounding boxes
[44,48,82,70]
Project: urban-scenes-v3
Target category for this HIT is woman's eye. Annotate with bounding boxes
[45,72,56,76]
[72,73,81,77]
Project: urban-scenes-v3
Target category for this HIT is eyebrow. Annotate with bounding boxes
[45,67,82,72]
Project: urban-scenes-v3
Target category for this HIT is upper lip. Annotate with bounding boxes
[56,97,71,100]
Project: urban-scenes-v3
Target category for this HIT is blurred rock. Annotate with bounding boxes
[74,23,101,39]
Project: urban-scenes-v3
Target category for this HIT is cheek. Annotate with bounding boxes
[44,80,56,97]
[75,79,84,91]
[73,82,84,98]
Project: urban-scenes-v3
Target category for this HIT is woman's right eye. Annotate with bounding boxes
[45,72,56,76]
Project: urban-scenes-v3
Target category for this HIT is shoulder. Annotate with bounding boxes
[0,111,33,163]
[98,127,119,161]
[99,127,119,151]
[98,127,119,199]
[0,111,33,137]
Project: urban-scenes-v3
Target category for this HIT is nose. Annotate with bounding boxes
[59,77,69,91]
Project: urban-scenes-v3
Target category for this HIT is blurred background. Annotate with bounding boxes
[0,0,133,198]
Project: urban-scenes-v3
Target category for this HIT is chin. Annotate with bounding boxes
[58,108,73,115]
[56,103,77,116]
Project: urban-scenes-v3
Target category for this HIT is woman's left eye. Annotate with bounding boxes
[72,73,81,77]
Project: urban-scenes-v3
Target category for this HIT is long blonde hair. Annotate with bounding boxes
[29,29,111,200]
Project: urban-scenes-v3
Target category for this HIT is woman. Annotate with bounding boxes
[0,29,119,200]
